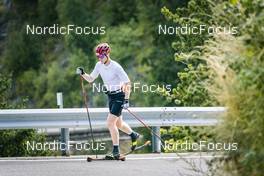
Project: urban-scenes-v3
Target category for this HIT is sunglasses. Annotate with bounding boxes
[96,53,106,60]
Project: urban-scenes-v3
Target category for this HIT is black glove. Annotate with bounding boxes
[76,67,85,75]
[123,99,129,109]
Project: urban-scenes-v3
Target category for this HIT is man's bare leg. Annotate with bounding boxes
[107,113,120,157]
[116,115,140,150]
[116,115,132,134]
[107,113,119,145]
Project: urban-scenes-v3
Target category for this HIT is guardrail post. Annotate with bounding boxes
[152,126,161,153]
[57,92,70,156]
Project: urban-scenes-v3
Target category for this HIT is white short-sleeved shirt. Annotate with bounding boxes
[90,60,130,91]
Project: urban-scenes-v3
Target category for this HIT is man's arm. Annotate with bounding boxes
[76,66,99,83]
[122,82,131,109]
[82,73,95,83]
[122,82,131,99]
[115,63,131,109]
[116,66,131,99]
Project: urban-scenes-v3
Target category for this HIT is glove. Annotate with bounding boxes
[123,99,129,109]
[76,67,85,75]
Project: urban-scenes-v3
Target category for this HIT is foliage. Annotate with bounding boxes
[0,74,52,157]
[161,126,216,152]
[0,129,53,157]
[159,0,218,106]
[202,32,264,176]
[161,0,264,175]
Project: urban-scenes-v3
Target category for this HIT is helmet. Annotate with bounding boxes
[95,43,111,55]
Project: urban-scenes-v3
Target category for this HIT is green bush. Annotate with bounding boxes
[161,126,216,153]
[0,74,52,157]
[0,129,53,157]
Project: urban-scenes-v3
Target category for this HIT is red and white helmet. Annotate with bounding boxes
[95,43,111,55]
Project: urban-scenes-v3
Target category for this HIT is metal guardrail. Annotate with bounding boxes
[0,107,225,154]
[0,107,225,129]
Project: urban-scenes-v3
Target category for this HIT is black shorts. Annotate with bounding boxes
[108,91,125,117]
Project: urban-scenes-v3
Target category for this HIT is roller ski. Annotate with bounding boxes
[86,140,151,162]
[87,153,126,162]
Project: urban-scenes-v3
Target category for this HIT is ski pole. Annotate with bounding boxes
[126,108,165,149]
[80,76,98,158]
[127,108,202,168]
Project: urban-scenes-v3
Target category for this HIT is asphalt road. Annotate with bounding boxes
[0,153,218,176]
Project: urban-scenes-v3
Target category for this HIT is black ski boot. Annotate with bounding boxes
[105,153,120,160]
[105,145,120,160]
[130,132,140,151]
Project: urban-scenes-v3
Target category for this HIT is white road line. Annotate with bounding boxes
[0,155,222,162]
[0,159,84,162]
[128,155,222,160]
